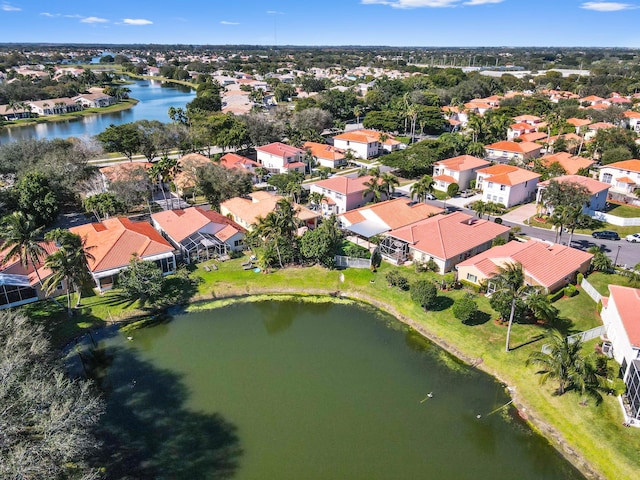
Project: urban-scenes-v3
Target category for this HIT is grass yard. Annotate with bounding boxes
[585,271,639,296]
[20,257,640,479]
[605,203,640,219]
[527,216,640,237]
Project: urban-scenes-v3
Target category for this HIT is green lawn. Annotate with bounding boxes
[585,271,639,296]
[606,203,640,219]
[19,258,639,479]
[527,215,640,237]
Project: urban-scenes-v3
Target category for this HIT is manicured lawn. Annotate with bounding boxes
[606,203,640,219]
[527,215,640,237]
[586,271,639,296]
[19,257,640,479]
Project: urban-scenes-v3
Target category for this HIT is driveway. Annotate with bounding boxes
[501,203,537,225]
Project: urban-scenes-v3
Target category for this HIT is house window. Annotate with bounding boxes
[488,182,494,189]
[466,273,477,283]
[500,185,506,191]
[602,173,612,184]
[498,197,504,204]
[234,240,243,247]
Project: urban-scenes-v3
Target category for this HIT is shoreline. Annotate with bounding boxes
[152,288,602,480]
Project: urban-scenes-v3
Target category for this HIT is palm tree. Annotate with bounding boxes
[43,229,94,313]
[471,200,487,218]
[353,105,363,125]
[308,191,326,211]
[491,262,531,352]
[380,172,399,200]
[410,175,435,203]
[363,167,383,203]
[466,113,487,144]
[525,291,558,324]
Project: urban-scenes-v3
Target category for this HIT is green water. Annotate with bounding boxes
[86,300,584,479]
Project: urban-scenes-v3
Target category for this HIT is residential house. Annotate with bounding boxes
[476,165,541,208]
[432,155,490,192]
[456,239,592,293]
[380,211,510,272]
[535,152,594,175]
[99,161,153,193]
[513,114,542,126]
[519,131,548,143]
[598,159,640,196]
[623,111,640,133]
[256,142,306,174]
[0,104,32,120]
[219,153,261,182]
[309,175,380,215]
[484,141,542,164]
[72,92,115,108]
[332,129,400,159]
[536,175,610,214]
[566,118,592,134]
[338,199,443,241]
[70,217,176,292]
[0,242,65,310]
[28,98,82,116]
[585,122,616,141]
[302,141,346,169]
[600,285,640,421]
[579,95,604,106]
[220,191,319,231]
[175,153,211,198]
[152,207,246,263]
[507,122,538,140]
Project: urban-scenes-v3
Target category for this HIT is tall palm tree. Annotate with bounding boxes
[363,167,383,203]
[410,175,435,203]
[491,262,531,352]
[43,229,94,313]
[380,172,399,200]
[471,200,487,218]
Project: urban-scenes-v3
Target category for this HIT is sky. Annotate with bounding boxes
[1,0,640,47]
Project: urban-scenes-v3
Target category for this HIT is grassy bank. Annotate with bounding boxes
[126,73,196,89]
[22,258,639,480]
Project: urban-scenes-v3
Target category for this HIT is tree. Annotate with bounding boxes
[117,254,165,306]
[42,229,94,315]
[447,183,460,198]
[12,171,60,227]
[490,262,530,352]
[452,293,478,323]
[588,246,613,272]
[300,215,342,268]
[83,192,126,221]
[540,179,590,213]
[363,167,383,203]
[197,163,253,212]
[601,146,633,165]
[471,200,487,218]
[97,123,142,161]
[0,309,103,479]
[251,198,300,269]
[410,175,435,202]
[380,172,400,200]
[410,280,438,311]
[308,191,326,210]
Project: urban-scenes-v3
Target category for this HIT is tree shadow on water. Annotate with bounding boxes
[85,347,242,480]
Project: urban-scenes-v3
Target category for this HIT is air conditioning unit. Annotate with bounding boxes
[602,342,613,358]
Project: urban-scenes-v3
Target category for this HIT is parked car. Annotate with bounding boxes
[459,190,475,198]
[592,230,620,240]
[625,233,640,243]
[425,193,436,200]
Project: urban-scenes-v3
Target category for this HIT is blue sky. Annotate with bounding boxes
[1,0,639,47]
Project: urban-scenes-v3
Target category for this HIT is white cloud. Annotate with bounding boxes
[122,18,153,25]
[580,1,637,10]
[64,14,83,18]
[220,20,240,25]
[361,0,503,6]
[40,12,60,17]
[464,0,504,4]
[81,16,108,23]
[266,10,285,14]
[2,3,21,11]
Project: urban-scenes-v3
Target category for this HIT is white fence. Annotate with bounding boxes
[581,277,603,303]
[593,211,640,227]
[334,255,371,269]
[542,326,607,354]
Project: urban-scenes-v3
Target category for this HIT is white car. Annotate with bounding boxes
[626,233,640,243]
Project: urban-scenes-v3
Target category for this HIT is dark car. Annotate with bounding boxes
[592,230,620,240]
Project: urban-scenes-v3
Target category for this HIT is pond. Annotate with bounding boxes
[0,79,195,143]
[77,300,585,479]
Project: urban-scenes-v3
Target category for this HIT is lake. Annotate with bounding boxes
[0,79,195,143]
[78,300,585,479]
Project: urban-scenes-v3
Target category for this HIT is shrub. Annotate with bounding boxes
[494,217,503,224]
[547,289,564,303]
[564,284,578,297]
[411,280,438,310]
[386,270,409,290]
[447,183,459,198]
[452,293,478,323]
[425,258,439,272]
[414,261,428,273]
[577,272,584,284]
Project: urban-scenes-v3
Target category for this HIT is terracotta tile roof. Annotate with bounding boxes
[476,164,541,186]
[519,132,548,143]
[302,141,345,161]
[0,241,58,286]
[256,142,305,157]
[175,153,211,190]
[282,161,305,169]
[513,115,541,122]
[100,162,152,183]
[607,285,640,348]
[485,141,542,154]
[220,192,319,227]
[435,155,489,172]
[333,129,400,146]
[152,207,245,243]
[538,153,594,175]
[580,95,604,103]
[510,122,535,131]
[606,97,631,104]
[566,118,592,127]
[539,175,609,195]
[387,211,509,260]
[433,174,457,184]
[623,111,640,119]
[70,218,174,274]
[457,240,593,289]
[616,176,636,184]
[311,175,378,195]
[219,153,260,171]
[338,199,443,231]
[605,159,640,173]
[588,122,616,130]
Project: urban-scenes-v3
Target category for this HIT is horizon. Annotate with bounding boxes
[1,0,640,48]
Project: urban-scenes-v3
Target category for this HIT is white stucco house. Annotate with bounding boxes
[598,160,640,196]
[536,175,610,215]
[484,141,542,165]
[256,142,306,174]
[432,155,490,192]
[309,175,380,215]
[332,129,400,159]
[475,164,541,208]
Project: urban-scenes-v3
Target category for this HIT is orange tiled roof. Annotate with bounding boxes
[616,176,636,184]
[513,114,541,122]
[566,118,592,127]
[100,162,153,183]
[256,142,305,157]
[476,164,541,186]
[339,198,443,231]
[538,153,594,175]
[220,192,319,227]
[302,141,346,161]
[485,141,541,154]
[588,122,616,130]
[433,174,457,184]
[539,174,609,195]
[69,218,174,273]
[0,241,58,286]
[387,211,509,260]
[333,129,400,146]
[457,240,593,289]
[510,122,535,131]
[623,111,640,119]
[607,285,640,348]
[311,175,379,195]
[175,153,211,190]
[151,207,245,243]
[519,132,548,143]
[435,155,489,172]
[604,159,640,173]
[219,153,260,171]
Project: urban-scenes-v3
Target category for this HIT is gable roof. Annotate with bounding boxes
[333,129,400,146]
[152,207,246,243]
[485,141,542,154]
[311,175,377,195]
[476,164,541,186]
[608,285,640,348]
[219,153,260,171]
[256,142,305,157]
[69,218,174,274]
[339,199,443,231]
[302,141,346,161]
[602,159,640,173]
[538,152,594,175]
[457,239,593,289]
[539,174,609,195]
[434,155,489,172]
[519,132,548,143]
[387,211,509,260]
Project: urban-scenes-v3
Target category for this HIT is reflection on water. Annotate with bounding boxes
[0,79,195,143]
